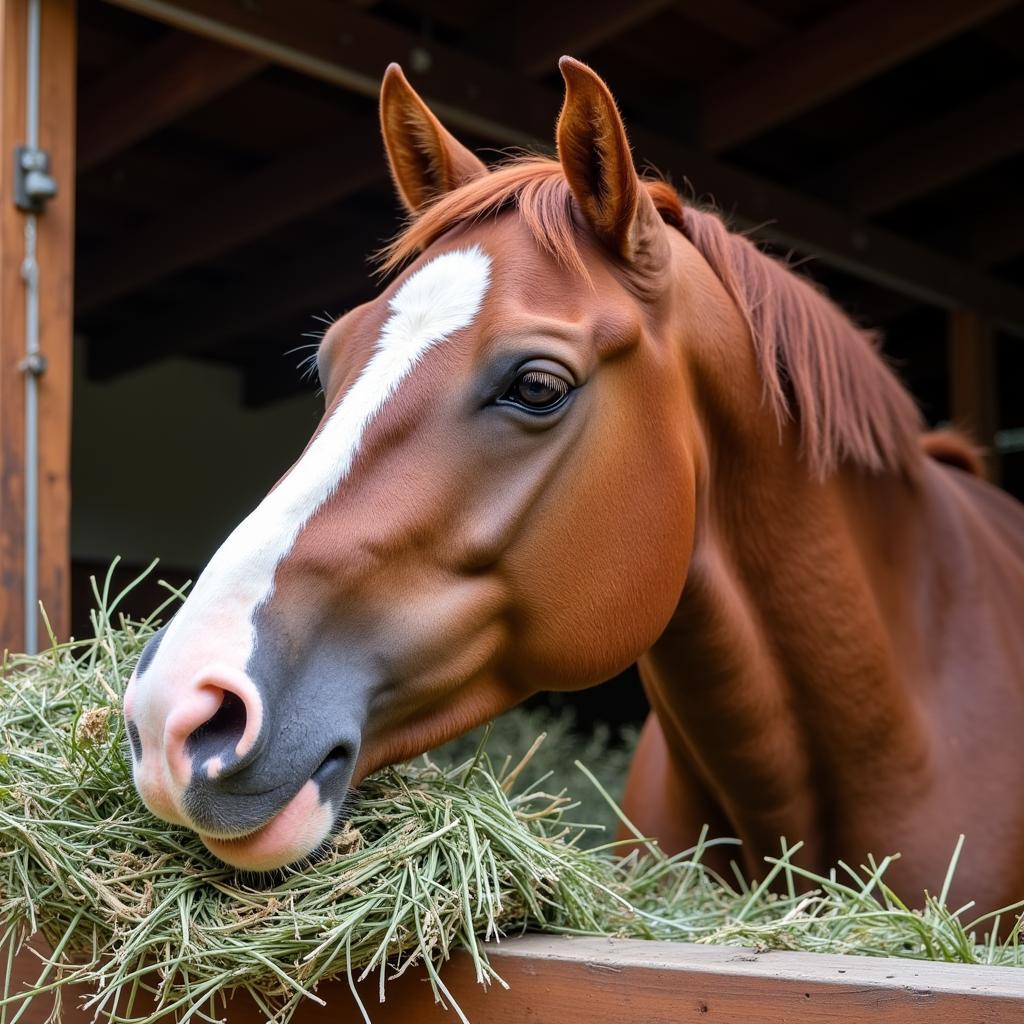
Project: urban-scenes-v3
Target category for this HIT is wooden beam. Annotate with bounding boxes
[949,309,1000,481]
[672,0,788,51]
[99,0,1024,334]
[827,79,1024,215]
[77,30,265,173]
[11,935,1024,1022]
[699,0,1017,152]
[76,117,382,313]
[0,0,76,653]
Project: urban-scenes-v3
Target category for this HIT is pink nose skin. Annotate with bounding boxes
[163,664,264,790]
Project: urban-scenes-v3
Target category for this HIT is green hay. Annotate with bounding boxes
[1,566,1021,1024]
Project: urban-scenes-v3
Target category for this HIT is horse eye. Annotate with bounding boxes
[501,370,571,413]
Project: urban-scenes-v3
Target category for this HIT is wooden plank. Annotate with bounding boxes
[699,0,1017,152]
[98,0,1024,334]
[8,936,1024,1022]
[949,309,1000,481]
[0,0,76,653]
[77,29,265,172]
[0,0,29,654]
[75,117,382,312]
[828,79,1024,215]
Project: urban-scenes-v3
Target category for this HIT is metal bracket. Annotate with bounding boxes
[14,145,57,213]
[18,351,47,376]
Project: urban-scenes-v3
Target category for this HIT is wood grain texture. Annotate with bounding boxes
[0,0,30,652]
[7,935,1024,1023]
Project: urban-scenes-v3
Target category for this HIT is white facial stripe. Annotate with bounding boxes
[140,245,492,692]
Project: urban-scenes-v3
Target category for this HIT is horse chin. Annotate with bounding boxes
[197,779,336,872]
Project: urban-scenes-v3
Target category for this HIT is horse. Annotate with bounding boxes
[124,57,1024,917]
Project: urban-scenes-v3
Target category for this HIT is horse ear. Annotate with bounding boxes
[380,63,488,214]
[556,57,657,262]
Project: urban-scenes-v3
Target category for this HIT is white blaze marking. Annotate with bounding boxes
[134,245,491,714]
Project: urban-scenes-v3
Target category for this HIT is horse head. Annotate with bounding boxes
[124,58,719,870]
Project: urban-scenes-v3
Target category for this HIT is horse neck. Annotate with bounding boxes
[640,327,931,867]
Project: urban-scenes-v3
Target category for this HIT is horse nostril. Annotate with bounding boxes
[312,745,349,787]
[187,690,248,767]
[163,668,264,788]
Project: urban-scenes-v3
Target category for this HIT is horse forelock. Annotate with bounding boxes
[381,156,923,481]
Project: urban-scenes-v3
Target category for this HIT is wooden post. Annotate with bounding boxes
[0,0,75,653]
[948,308,1000,483]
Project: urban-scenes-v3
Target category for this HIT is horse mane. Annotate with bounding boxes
[381,157,924,480]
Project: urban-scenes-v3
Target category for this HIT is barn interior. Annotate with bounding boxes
[71,1,1024,728]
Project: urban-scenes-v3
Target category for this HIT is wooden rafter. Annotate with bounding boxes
[76,117,382,313]
[100,0,1024,335]
[77,30,265,172]
[699,0,1018,152]
[827,79,1024,215]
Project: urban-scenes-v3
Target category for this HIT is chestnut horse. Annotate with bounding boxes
[125,58,1024,916]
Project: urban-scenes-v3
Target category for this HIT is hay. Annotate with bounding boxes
[1,566,1021,1024]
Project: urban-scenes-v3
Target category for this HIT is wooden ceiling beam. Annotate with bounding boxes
[825,79,1024,215]
[76,117,382,313]
[99,0,1024,334]
[699,0,1018,152]
[77,30,266,173]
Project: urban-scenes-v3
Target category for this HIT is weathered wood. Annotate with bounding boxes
[699,0,1017,152]
[7,936,1024,1022]
[949,309,1000,482]
[828,79,1024,215]
[99,0,1024,334]
[77,29,265,172]
[0,0,75,653]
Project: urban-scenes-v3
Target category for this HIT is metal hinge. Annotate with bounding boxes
[14,145,57,212]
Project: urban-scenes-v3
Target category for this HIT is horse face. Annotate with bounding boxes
[124,60,697,871]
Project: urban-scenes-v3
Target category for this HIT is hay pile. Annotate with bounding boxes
[1,568,1021,1024]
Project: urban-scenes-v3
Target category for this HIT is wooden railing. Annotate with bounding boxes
[9,935,1024,1022]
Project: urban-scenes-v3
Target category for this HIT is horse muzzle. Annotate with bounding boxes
[125,653,360,871]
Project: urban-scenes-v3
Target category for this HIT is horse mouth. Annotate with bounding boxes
[196,776,338,872]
